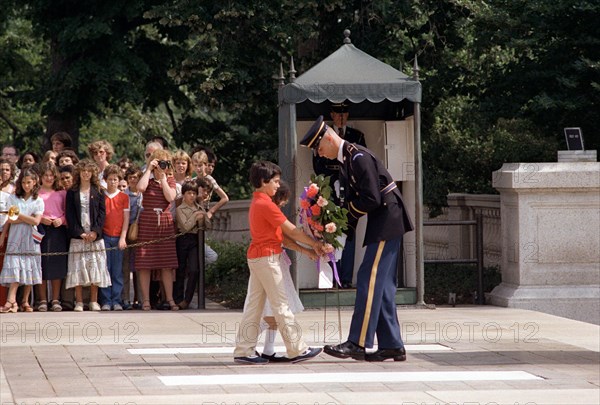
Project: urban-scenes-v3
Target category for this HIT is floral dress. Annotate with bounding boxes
[65,190,111,289]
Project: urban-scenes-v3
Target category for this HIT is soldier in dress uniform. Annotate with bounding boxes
[312,102,366,288]
[300,115,414,362]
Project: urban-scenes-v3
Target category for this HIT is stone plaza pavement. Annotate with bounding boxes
[0,303,598,405]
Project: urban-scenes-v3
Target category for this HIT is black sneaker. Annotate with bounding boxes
[290,347,323,364]
[234,354,269,365]
[261,352,290,362]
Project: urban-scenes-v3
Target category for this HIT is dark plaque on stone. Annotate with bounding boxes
[564,127,584,150]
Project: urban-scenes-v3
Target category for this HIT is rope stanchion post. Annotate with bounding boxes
[197,220,206,310]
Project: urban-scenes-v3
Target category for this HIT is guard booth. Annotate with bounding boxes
[277,31,423,302]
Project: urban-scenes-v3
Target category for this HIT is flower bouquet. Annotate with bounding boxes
[299,174,348,288]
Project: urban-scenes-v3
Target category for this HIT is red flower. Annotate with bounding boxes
[300,199,311,210]
[310,204,321,216]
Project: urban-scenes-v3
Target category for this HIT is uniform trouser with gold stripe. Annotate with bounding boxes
[348,237,404,349]
[234,254,308,358]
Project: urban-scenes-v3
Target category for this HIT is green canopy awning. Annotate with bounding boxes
[279,43,421,105]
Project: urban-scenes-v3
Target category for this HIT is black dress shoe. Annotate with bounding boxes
[365,347,406,362]
[323,341,365,360]
[341,282,353,289]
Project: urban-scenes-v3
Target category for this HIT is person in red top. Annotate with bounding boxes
[99,164,130,311]
[234,161,324,365]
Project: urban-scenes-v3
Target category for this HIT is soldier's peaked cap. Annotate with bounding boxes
[299,115,328,149]
[331,102,349,113]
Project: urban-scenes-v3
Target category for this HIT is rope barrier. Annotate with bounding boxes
[209,227,250,233]
[1,230,188,257]
[0,226,249,257]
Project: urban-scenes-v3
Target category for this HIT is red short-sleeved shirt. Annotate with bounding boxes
[247,191,287,259]
[103,191,130,237]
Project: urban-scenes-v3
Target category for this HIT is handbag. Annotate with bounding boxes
[32,225,45,244]
[126,196,143,242]
[127,221,138,241]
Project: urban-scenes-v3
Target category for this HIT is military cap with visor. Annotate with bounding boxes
[299,115,328,149]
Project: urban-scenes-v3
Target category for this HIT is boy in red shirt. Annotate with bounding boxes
[234,161,323,365]
[100,164,130,311]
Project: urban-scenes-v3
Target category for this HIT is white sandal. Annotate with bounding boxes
[37,300,48,312]
[51,300,62,312]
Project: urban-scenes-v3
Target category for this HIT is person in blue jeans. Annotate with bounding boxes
[100,164,130,311]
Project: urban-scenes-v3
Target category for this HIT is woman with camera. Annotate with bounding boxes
[135,149,179,311]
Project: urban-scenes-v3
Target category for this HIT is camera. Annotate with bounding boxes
[157,160,172,170]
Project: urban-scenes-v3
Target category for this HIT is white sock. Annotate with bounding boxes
[262,329,277,356]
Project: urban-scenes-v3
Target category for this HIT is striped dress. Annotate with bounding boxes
[135,176,178,272]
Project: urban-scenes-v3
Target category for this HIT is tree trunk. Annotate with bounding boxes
[43,38,80,153]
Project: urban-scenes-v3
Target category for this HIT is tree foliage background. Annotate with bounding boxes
[1,0,598,208]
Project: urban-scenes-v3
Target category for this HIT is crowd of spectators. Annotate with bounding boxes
[0,133,224,312]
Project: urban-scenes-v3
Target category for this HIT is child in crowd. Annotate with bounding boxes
[0,186,10,305]
[37,163,68,312]
[99,164,129,311]
[65,159,110,312]
[173,150,193,185]
[173,178,218,309]
[118,179,127,191]
[0,168,44,313]
[123,166,142,309]
[59,165,74,190]
[0,158,16,194]
[205,149,217,176]
[117,156,132,178]
[42,150,57,166]
[191,150,229,219]
[17,151,40,170]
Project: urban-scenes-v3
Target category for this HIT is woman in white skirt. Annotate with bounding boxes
[243,181,317,361]
[65,159,111,312]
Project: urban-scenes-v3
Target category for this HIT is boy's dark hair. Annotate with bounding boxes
[206,150,217,164]
[181,180,199,195]
[124,165,142,180]
[249,161,281,189]
[103,164,123,181]
[273,180,290,205]
[195,177,213,192]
